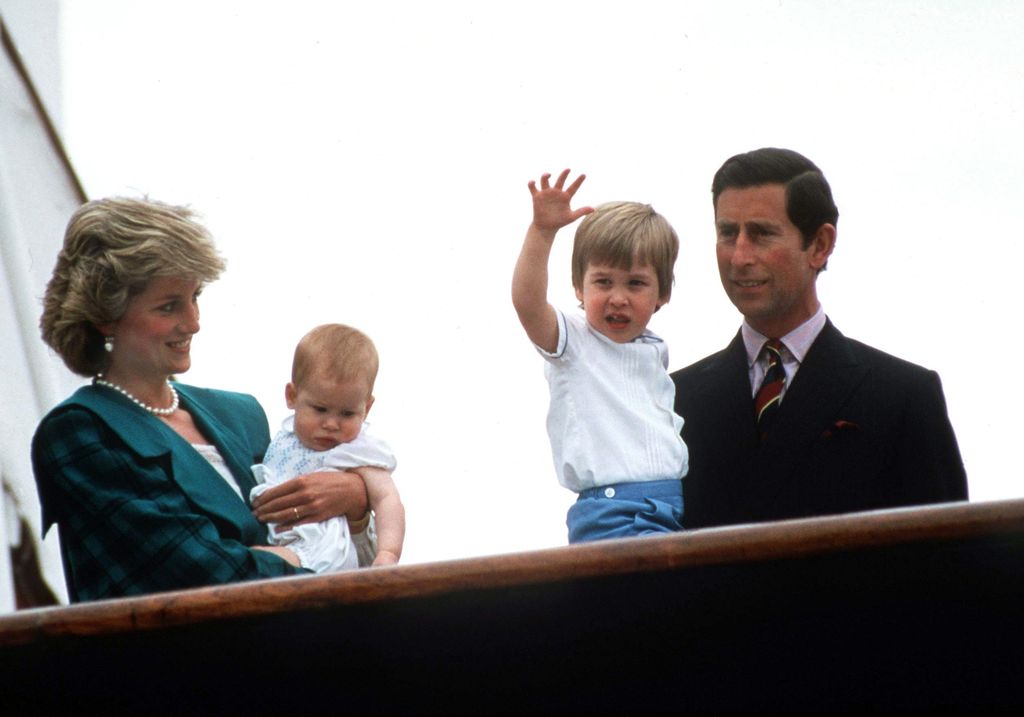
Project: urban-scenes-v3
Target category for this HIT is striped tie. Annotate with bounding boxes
[754,339,785,439]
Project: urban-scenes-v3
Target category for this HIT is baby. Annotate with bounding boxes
[512,169,689,543]
[251,323,404,569]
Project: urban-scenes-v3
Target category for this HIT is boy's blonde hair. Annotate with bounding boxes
[292,324,379,393]
[571,201,679,300]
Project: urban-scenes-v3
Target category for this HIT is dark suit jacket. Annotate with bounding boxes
[671,320,967,529]
[32,382,306,602]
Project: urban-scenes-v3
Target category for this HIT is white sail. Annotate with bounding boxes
[0,8,85,610]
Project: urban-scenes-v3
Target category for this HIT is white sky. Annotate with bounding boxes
[57,0,1024,564]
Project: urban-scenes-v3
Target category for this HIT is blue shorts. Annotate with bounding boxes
[567,479,684,544]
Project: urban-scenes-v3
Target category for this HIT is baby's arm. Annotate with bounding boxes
[512,169,593,354]
[354,466,405,566]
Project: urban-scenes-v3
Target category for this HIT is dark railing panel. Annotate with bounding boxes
[2,499,1023,713]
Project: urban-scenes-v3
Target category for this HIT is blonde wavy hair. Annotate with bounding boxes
[40,197,226,376]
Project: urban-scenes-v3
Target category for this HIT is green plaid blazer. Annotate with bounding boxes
[32,382,306,602]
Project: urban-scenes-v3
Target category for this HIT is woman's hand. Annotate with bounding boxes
[252,545,301,567]
[251,470,369,530]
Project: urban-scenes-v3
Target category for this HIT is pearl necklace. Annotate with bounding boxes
[93,375,180,416]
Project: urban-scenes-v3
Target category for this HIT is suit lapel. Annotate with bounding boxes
[686,333,760,508]
[761,320,868,458]
[72,385,260,540]
[177,384,259,498]
[703,333,757,439]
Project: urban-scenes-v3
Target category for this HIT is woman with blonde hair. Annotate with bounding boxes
[32,197,376,602]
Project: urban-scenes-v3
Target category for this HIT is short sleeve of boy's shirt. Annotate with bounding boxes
[534,309,688,493]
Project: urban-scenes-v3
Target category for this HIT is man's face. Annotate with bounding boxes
[714,183,833,338]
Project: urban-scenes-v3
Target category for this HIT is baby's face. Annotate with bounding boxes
[286,376,373,452]
[574,260,665,343]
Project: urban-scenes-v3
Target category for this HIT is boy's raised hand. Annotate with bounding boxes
[528,169,593,235]
[514,168,594,353]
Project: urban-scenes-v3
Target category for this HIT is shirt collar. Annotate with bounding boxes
[741,305,827,367]
[583,316,664,345]
[633,327,664,344]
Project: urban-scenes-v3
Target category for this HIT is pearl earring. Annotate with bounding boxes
[104,336,114,353]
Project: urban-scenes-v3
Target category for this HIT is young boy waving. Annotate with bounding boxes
[512,169,689,543]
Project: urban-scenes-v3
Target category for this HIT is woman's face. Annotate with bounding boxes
[100,276,202,383]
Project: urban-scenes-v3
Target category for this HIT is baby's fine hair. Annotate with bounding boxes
[292,323,379,393]
[571,201,679,301]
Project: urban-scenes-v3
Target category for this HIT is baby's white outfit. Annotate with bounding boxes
[251,415,396,572]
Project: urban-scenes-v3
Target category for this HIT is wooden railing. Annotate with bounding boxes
[2,498,1023,713]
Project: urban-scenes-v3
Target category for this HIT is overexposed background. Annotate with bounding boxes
[53,0,1023,564]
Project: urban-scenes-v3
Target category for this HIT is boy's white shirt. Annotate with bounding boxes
[251,416,396,572]
[537,309,688,493]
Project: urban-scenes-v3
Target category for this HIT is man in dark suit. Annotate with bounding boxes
[672,148,967,529]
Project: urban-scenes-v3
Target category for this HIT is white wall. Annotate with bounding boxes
[53,0,1024,565]
[1,0,77,609]
[0,0,61,120]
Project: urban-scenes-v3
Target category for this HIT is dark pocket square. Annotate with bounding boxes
[822,420,859,439]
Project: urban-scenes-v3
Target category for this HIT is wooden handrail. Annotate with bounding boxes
[4,497,1023,713]
[3,497,1021,646]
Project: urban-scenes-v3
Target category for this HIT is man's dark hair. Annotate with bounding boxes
[711,147,839,245]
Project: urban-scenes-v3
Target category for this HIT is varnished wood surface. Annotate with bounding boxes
[3,498,1023,713]
[2,497,1021,645]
